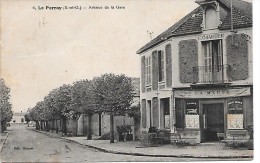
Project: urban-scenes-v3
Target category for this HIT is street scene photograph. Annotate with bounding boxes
[0,0,255,162]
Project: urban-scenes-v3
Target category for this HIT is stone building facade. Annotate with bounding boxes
[137,0,252,143]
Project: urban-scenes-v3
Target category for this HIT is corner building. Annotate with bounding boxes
[137,0,253,143]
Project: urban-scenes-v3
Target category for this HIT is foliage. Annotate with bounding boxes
[28,73,136,139]
[127,104,141,124]
[0,78,13,124]
[92,73,134,143]
[92,73,134,114]
[71,79,96,114]
[116,125,132,135]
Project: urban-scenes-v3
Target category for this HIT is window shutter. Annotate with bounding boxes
[175,98,184,129]
[165,44,172,87]
[179,39,198,83]
[141,56,146,93]
[141,99,146,128]
[152,51,159,90]
[226,34,248,81]
[152,97,159,128]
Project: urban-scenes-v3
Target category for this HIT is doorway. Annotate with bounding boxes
[202,103,224,142]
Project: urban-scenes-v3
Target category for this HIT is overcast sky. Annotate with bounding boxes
[0,0,253,113]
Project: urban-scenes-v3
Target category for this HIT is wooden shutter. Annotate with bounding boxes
[226,34,248,81]
[179,39,198,83]
[152,97,159,128]
[175,98,184,129]
[141,56,146,93]
[165,44,172,87]
[141,99,146,128]
[152,51,159,90]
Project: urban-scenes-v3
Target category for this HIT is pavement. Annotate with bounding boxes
[29,127,254,159]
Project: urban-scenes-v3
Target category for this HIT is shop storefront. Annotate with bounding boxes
[174,86,253,143]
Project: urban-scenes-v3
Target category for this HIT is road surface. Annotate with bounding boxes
[0,124,250,162]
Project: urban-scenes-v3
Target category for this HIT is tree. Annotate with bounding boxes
[54,84,73,135]
[29,101,45,130]
[92,74,134,143]
[0,78,13,132]
[71,79,96,139]
[44,89,59,132]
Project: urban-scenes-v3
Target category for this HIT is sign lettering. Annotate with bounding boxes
[174,87,250,99]
[198,33,224,41]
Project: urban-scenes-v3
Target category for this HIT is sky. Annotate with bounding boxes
[0,0,253,113]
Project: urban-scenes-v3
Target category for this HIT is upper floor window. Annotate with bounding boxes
[145,56,151,86]
[205,6,218,29]
[200,39,224,83]
[158,50,165,82]
[202,40,223,70]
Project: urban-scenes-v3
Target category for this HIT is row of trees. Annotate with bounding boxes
[28,73,137,143]
[0,78,13,133]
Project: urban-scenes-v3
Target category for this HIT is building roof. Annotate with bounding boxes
[137,0,252,54]
[13,112,27,116]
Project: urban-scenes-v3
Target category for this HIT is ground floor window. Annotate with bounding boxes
[185,100,199,129]
[227,97,243,129]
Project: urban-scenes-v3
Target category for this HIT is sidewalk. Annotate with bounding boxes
[29,128,253,159]
[0,131,9,152]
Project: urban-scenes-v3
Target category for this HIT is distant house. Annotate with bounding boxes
[10,112,27,124]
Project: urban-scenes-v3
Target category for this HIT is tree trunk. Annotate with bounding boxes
[56,119,58,133]
[52,119,54,132]
[0,121,6,133]
[62,116,67,135]
[46,121,50,132]
[87,113,92,140]
[82,114,85,135]
[99,113,102,136]
[110,113,114,143]
[40,121,43,130]
[0,121,2,133]
[36,121,40,130]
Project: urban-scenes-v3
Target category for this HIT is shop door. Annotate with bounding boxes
[202,103,224,142]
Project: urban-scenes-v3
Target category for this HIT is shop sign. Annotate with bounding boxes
[228,100,243,114]
[186,101,198,114]
[198,33,224,41]
[174,87,250,99]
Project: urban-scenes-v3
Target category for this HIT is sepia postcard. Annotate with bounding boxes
[0,0,255,162]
